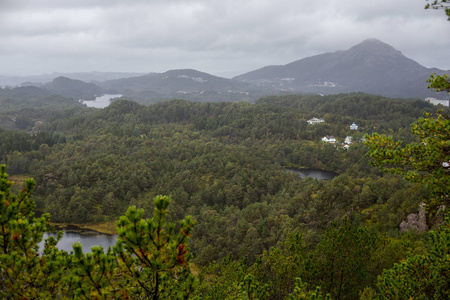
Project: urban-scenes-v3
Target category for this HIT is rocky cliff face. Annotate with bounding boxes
[399,203,428,233]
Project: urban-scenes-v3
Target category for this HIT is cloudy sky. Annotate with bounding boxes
[1,0,448,78]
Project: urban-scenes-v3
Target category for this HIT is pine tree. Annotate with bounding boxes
[377,222,450,299]
[0,164,198,299]
[0,164,69,298]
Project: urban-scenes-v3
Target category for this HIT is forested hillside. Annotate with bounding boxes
[0,86,86,130]
[0,93,438,264]
[1,92,449,298]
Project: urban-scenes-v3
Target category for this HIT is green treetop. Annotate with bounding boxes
[0,164,198,299]
[365,112,450,221]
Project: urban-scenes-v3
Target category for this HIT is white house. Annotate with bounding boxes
[307,117,325,125]
[344,136,353,144]
[425,97,450,107]
[343,144,350,150]
[350,122,358,130]
[322,136,336,143]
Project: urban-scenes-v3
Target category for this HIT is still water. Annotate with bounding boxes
[286,168,338,180]
[39,231,117,253]
[81,94,122,108]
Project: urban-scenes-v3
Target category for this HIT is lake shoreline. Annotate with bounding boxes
[51,221,117,236]
[80,94,123,108]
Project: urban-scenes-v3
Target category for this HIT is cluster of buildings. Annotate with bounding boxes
[321,135,354,150]
[307,117,360,150]
[307,117,325,125]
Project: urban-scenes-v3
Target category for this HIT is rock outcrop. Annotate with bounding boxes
[399,203,428,233]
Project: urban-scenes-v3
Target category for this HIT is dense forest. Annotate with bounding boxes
[1,92,449,299]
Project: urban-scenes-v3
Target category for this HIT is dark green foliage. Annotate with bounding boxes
[68,196,197,299]
[0,165,70,299]
[289,279,331,300]
[45,76,103,99]
[0,89,448,298]
[0,166,198,299]
[377,223,450,299]
[250,233,309,299]
[199,254,270,299]
[312,219,384,299]
[365,112,450,221]
[201,220,411,299]
[113,196,197,299]
[1,94,435,265]
[0,86,83,112]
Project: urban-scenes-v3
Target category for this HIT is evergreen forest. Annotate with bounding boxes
[1,91,449,299]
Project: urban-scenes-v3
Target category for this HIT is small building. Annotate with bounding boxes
[307,117,325,125]
[342,144,350,151]
[322,136,336,143]
[425,97,450,107]
[344,136,353,144]
[350,122,358,130]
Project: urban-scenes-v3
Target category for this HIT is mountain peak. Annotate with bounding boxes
[234,39,435,98]
[347,38,401,57]
[359,38,386,45]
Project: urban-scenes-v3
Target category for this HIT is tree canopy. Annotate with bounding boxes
[365,112,450,221]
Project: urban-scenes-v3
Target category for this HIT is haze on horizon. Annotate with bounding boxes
[1,0,448,79]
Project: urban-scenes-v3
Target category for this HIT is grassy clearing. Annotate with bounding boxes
[9,174,32,188]
[52,220,117,235]
[82,221,117,235]
[189,263,200,276]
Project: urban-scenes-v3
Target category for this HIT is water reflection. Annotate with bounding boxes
[81,94,122,108]
[286,168,338,180]
[40,231,117,253]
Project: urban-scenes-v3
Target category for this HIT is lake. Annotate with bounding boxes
[286,168,338,180]
[81,94,122,108]
[39,230,117,253]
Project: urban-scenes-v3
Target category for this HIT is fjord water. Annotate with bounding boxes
[81,94,122,108]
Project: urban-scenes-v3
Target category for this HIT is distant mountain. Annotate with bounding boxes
[101,69,257,103]
[0,86,83,113]
[44,76,103,99]
[0,86,51,98]
[235,39,445,98]
[0,72,145,87]
[48,71,147,83]
[1,40,445,100]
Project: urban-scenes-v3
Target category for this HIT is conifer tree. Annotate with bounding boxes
[0,165,198,299]
[377,222,450,299]
[113,196,197,299]
[364,112,450,221]
[0,165,69,298]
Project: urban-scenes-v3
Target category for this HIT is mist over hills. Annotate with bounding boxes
[235,39,444,98]
[44,76,104,100]
[0,72,146,87]
[1,39,447,101]
[100,69,257,103]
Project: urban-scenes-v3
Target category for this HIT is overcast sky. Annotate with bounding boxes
[1,0,449,78]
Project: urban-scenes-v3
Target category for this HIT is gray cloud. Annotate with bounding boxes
[0,0,448,77]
